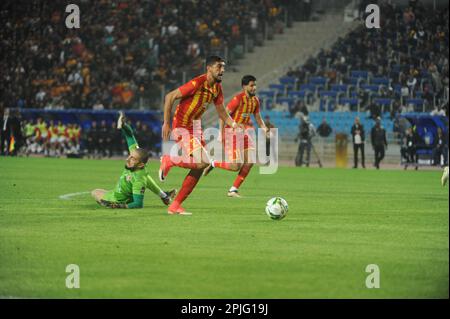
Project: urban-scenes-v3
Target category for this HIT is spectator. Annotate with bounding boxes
[317,117,332,138]
[371,117,388,169]
[401,127,418,170]
[92,100,105,110]
[86,121,100,158]
[98,120,109,157]
[0,108,11,155]
[433,127,448,166]
[1,1,282,110]
[295,116,312,167]
[299,101,309,117]
[430,106,446,116]
[351,117,366,168]
[368,103,381,120]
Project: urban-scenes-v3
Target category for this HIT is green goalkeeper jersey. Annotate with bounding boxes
[99,121,165,209]
[103,167,149,204]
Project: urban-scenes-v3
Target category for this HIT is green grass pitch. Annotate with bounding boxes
[0,156,448,298]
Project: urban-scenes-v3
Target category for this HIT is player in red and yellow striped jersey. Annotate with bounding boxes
[203,75,268,198]
[159,55,241,215]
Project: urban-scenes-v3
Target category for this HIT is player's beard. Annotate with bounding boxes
[215,73,223,83]
[125,165,138,172]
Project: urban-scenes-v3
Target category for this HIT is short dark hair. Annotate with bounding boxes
[241,75,256,86]
[135,148,149,165]
[206,55,225,67]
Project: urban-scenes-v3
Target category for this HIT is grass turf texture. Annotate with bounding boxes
[0,157,448,298]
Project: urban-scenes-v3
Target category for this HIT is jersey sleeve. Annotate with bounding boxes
[178,78,201,98]
[122,123,139,151]
[214,85,224,107]
[126,194,144,209]
[226,95,240,115]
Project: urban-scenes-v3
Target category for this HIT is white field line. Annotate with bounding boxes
[59,191,90,200]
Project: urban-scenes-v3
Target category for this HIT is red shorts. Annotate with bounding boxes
[172,126,206,156]
[223,125,255,162]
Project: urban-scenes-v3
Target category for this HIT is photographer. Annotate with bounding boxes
[295,116,315,167]
[401,127,418,170]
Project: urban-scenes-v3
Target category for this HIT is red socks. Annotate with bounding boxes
[233,164,252,189]
[172,169,203,206]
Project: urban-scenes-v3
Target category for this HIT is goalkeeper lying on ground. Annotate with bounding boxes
[91,112,176,209]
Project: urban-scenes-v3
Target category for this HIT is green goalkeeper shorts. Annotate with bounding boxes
[102,190,129,204]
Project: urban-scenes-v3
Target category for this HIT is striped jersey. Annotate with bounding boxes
[226,91,260,126]
[172,74,224,129]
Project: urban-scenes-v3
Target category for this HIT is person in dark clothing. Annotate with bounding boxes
[369,103,381,120]
[371,118,388,169]
[317,117,332,138]
[109,122,120,156]
[8,110,23,156]
[98,120,111,157]
[86,121,100,157]
[433,127,448,166]
[295,116,313,167]
[0,108,11,156]
[401,127,418,170]
[299,102,309,117]
[350,117,365,168]
[136,123,154,153]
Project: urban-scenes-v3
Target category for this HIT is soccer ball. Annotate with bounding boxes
[265,197,288,220]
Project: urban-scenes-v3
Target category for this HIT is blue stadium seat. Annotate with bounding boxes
[259,90,276,99]
[360,84,380,92]
[405,98,425,112]
[277,97,294,107]
[309,77,327,86]
[288,91,306,98]
[269,84,285,92]
[319,91,338,98]
[299,84,316,92]
[371,77,390,86]
[373,98,393,106]
[279,76,297,85]
[331,84,348,92]
[346,77,360,86]
[405,99,424,106]
[350,70,369,79]
[339,98,359,107]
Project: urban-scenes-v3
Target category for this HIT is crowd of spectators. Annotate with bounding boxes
[284,0,449,117]
[1,0,292,111]
[0,108,159,158]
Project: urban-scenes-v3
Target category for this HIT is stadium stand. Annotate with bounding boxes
[258,1,449,137]
[0,0,291,111]
[254,1,448,165]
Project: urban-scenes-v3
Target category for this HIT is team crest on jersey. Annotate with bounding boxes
[126,175,132,182]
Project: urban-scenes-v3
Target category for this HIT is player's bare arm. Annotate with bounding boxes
[162,88,183,141]
[216,103,239,129]
[254,112,269,137]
